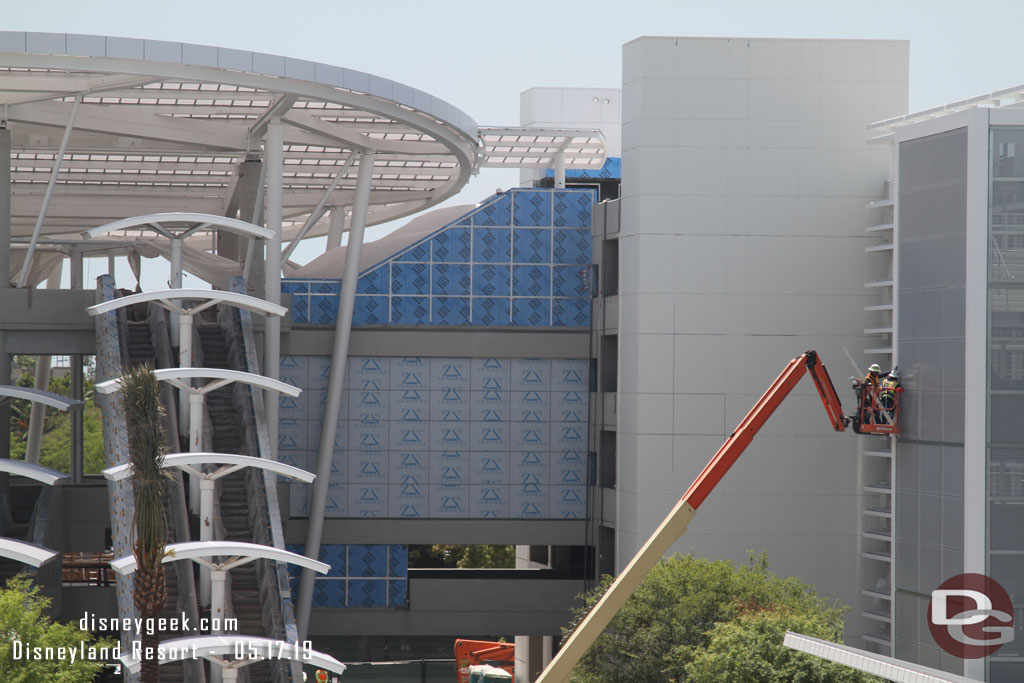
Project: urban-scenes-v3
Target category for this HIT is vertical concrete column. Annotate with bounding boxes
[296,151,374,638]
[554,151,566,189]
[264,119,284,461]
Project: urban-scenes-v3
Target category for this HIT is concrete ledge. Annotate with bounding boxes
[286,518,590,546]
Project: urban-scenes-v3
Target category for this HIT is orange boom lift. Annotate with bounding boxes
[535,350,894,683]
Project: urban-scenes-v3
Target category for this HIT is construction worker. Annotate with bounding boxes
[860,364,883,423]
[877,368,900,424]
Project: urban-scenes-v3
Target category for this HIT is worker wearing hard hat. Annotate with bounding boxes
[860,364,884,424]
[864,364,882,390]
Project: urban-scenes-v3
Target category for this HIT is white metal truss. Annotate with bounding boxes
[0,32,480,243]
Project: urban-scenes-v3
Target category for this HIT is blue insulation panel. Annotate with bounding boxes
[282,188,593,328]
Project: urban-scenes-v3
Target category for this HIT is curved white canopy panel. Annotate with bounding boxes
[110,540,330,575]
[479,127,607,170]
[0,386,84,411]
[103,452,315,483]
[1,32,479,242]
[82,213,273,241]
[0,460,69,486]
[0,538,59,567]
[87,288,287,318]
[95,368,301,397]
[120,635,346,676]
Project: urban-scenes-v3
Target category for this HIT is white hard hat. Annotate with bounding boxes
[868,364,881,373]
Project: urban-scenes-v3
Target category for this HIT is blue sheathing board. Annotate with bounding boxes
[285,356,590,520]
[285,544,407,608]
[544,156,621,179]
[282,187,594,328]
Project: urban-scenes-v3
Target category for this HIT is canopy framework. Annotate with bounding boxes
[0,31,481,243]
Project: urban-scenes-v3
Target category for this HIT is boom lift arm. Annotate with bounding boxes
[535,350,848,683]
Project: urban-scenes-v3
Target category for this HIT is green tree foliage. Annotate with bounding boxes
[0,574,113,682]
[8,360,105,474]
[566,553,880,683]
[409,544,515,568]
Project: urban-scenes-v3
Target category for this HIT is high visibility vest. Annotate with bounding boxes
[879,377,897,400]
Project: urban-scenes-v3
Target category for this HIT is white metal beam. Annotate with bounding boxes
[0,538,59,567]
[0,385,84,411]
[86,288,286,318]
[0,460,69,486]
[103,452,315,483]
[94,368,301,397]
[109,540,329,575]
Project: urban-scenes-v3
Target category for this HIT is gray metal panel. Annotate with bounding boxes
[181,42,219,67]
[254,52,286,77]
[218,47,253,72]
[284,57,316,81]
[0,32,27,53]
[25,32,66,55]
[105,36,144,60]
[896,127,969,608]
[143,39,182,64]
[66,34,105,57]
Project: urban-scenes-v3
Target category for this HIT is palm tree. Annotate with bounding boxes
[119,363,170,682]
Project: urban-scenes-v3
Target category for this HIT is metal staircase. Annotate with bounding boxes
[197,321,272,683]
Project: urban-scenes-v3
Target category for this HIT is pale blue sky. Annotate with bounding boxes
[6,0,1023,282]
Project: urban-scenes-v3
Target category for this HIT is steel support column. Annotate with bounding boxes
[0,125,10,287]
[18,95,80,289]
[296,151,374,638]
[264,119,284,461]
[326,206,347,249]
[554,151,566,189]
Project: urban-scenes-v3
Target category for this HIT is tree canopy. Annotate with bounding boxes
[0,574,113,682]
[565,553,880,683]
[8,359,105,474]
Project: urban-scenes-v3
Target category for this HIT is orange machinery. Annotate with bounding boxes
[534,350,895,683]
[455,639,515,683]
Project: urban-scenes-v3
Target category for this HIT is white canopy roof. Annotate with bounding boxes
[0,31,479,241]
